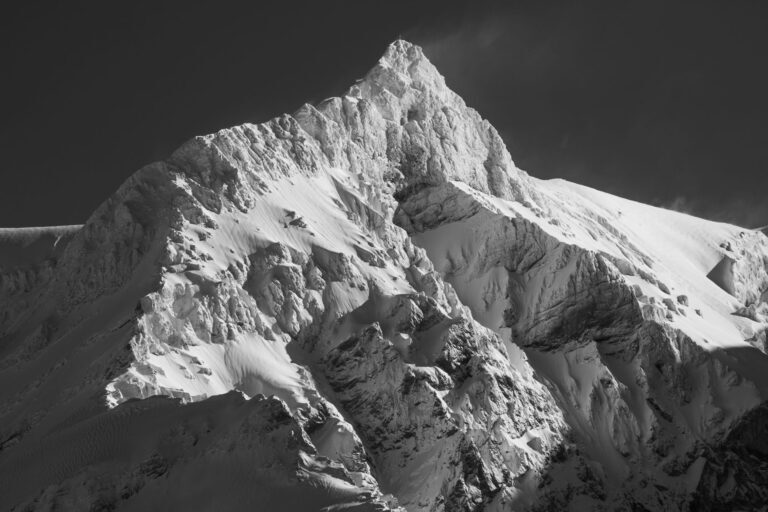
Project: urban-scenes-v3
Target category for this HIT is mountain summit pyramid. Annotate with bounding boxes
[2,40,768,511]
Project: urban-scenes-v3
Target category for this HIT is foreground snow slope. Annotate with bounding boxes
[1,40,767,511]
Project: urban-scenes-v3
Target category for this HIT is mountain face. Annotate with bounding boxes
[1,40,768,511]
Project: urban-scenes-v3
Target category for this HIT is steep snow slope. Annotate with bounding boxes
[0,225,81,330]
[0,225,81,268]
[2,392,391,511]
[1,40,767,511]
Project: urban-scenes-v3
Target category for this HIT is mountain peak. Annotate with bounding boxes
[379,39,425,71]
[3,32,768,512]
[346,39,449,103]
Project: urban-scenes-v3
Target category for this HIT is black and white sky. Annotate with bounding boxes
[2,1,766,228]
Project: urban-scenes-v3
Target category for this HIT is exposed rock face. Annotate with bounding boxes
[1,40,768,511]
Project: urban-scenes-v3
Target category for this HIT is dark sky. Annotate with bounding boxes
[2,1,766,228]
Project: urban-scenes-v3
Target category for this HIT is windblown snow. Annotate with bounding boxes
[1,40,767,511]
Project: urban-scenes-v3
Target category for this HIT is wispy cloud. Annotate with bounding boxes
[660,195,768,229]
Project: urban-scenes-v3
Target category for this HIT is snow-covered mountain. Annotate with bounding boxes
[1,40,767,511]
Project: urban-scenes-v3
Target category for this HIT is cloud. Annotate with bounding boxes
[404,4,576,90]
[415,16,505,58]
[660,195,768,229]
[661,196,695,215]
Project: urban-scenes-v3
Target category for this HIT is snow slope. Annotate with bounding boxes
[1,40,767,511]
[397,171,768,507]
